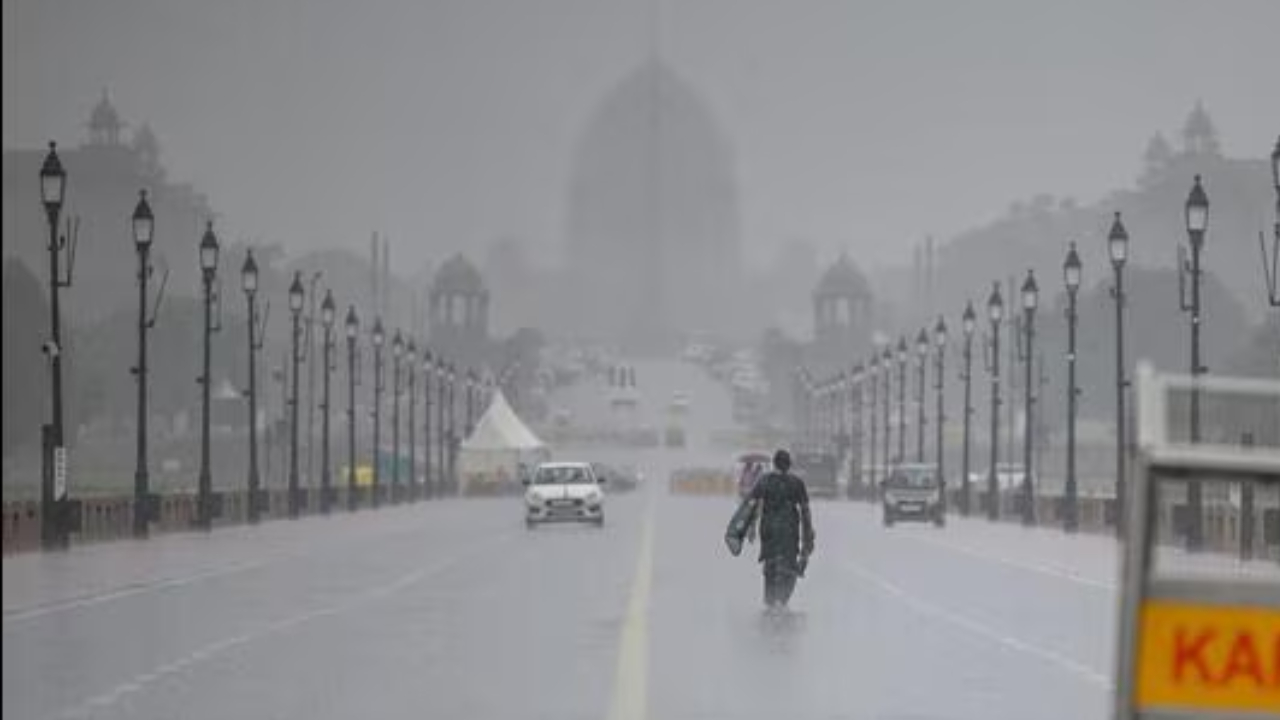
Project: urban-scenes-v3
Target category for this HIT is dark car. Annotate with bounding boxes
[881,463,944,527]
[794,450,838,499]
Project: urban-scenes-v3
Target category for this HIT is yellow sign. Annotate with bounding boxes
[1136,600,1280,714]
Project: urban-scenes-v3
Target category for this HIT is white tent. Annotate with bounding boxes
[458,390,549,495]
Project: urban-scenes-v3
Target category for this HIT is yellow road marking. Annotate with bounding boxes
[608,508,655,720]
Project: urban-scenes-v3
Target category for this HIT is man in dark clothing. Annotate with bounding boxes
[747,449,815,609]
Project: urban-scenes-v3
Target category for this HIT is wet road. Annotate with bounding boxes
[3,359,1124,720]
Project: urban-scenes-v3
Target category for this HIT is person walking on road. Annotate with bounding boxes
[745,449,815,609]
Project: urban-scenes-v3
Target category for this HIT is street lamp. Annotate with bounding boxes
[131,190,155,538]
[867,353,880,490]
[960,301,976,516]
[407,339,417,502]
[436,359,447,497]
[344,306,359,511]
[1063,242,1082,532]
[986,281,1005,521]
[446,363,458,494]
[1109,211,1130,537]
[896,338,908,464]
[1180,174,1209,550]
[915,328,928,463]
[882,347,893,475]
[391,330,403,503]
[195,221,221,530]
[849,362,864,499]
[287,272,305,518]
[242,249,266,523]
[1263,136,1280,306]
[933,316,947,517]
[1020,270,1039,526]
[371,317,385,507]
[421,351,434,500]
[39,142,71,548]
[319,290,335,514]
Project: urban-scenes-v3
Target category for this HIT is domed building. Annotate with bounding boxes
[810,253,874,373]
[565,62,743,348]
[428,253,490,369]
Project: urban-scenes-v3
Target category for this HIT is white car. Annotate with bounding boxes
[524,462,606,528]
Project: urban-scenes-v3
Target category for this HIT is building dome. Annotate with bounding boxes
[88,90,123,145]
[433,253,486,297]
[566,61,742,345]
[815,253,871,300]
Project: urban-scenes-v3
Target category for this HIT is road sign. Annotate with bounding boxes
[1135,600,1279,714]
[1115,366,1280,720]
[53,446,67,500]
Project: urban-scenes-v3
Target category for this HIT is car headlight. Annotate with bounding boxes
[585,491,603,505]
[525,492,544,506]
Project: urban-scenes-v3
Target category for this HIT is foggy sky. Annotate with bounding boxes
[4,0,1278,272]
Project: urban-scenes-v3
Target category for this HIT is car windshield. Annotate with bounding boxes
[888,468,936,487]
[534,466,592,485]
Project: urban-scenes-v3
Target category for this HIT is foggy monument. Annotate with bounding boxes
[566,62,743,349]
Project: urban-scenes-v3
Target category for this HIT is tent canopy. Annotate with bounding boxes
[462,390,545,452]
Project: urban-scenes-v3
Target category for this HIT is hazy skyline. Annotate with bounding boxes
[5,0,1278,272]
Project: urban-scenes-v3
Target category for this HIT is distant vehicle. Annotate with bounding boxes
[523,461,605,528]
[794,450,838,499]
[881,463,944,527]
[664,426,686,448]
[669,392,691,415]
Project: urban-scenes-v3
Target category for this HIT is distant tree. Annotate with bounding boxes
[3,259,49,456]
[1181,100,1221,157]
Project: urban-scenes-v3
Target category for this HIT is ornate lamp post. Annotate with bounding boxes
[39,143,70,548]
[915,328,928,463]
[446,363,458,494]
[960,301,976,516]
[422,351,434,500]
[287,272,305,518]
[371,317,385,507]
[391,330,403,503]
[436,359,447,497]
[1109,212,1130,536]
[131,190,155,538]
[1263,137,1279,306]
[319,290,335,514]
[1063,243,1082,532]
[1020,270,1039,526]
[882,347,893,473]
[849,363,864,498]
[896,337,908,464]
[867,353,879,490]
[407,340,417,502]
[196,222,221,530]
[933,316,947,513]
[1180,175,1209,550]
[242,250,266,523]
[985,282,1005,521]
[344,307,359,511]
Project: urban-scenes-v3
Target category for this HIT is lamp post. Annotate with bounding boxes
[371,317,385,507]
[1180,175,1209,551]
[986,282,1005,521]
[344,307,359,511]
[1109,212,1130,536]
[896,338,908,464]
[1063,242,1082,532]
[882,347,892,473]
[1263,137,1279,307]
[391,330,403,503]
[850,363,864,499]
[1020,270,1039,526]
[287,272,305,518]
[436,359,447,497]
[319,290,334,514]
[915,328,928,463]
[422,351,434,500]
[407,340,417,502]
[868,354,879,490]
[305,271,322,492]
[960,302,975,516]
[131,190,155,538]
[39,142,70,549]
[196,222,221,530]
[466,370,477,437]
[446,364,458,495]
[933,316,947,514]
[242,250,266,523]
